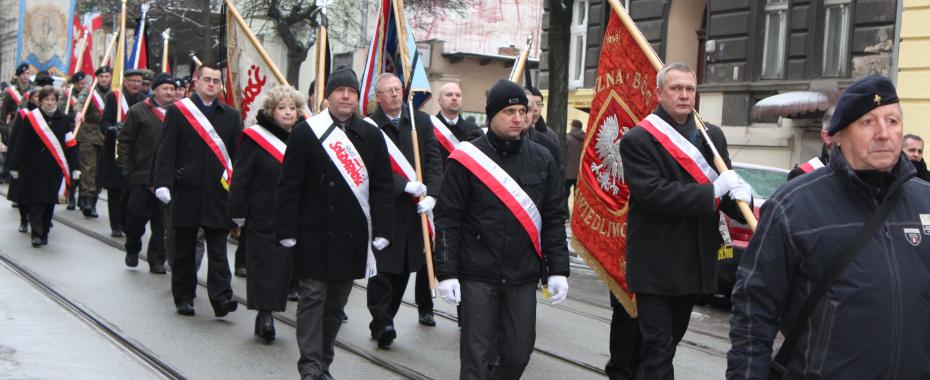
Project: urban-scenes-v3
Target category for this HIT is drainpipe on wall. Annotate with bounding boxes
[891,0,903,85]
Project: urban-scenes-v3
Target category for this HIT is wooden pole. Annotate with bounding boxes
[605,0,757,231]
[65,33,89,114]
[393,0,436,296]
[223,0,287,85]
[116,0,127,123]
[162,29,171,72]
[74,32,119,137]
[509,34,533,84]
[314,24,327,114]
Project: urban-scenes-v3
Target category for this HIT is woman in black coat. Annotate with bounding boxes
[228,85,303,342]
[9,86,79,247]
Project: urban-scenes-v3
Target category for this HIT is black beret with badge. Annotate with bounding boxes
[828,75,899,136]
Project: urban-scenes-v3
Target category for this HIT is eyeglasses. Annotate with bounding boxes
[377,87,403,95]
[199,77,222,85]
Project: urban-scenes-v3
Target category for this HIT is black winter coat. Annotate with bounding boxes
[98,88,145,189]
[229,111,289,227]
[117,97,168,185]
[727,150,930,379]
[153,94,242,229]
[9,108,79,205]
[275,112,394,280]
[435,113,483,161]
[434,132,569,285]
[618,106,744,295]
[366,105,443,274]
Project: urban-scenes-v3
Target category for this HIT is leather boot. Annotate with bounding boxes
[256,311,275,342]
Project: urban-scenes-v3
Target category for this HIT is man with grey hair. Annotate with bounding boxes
[787,106,835,180]
[619,62,751,378]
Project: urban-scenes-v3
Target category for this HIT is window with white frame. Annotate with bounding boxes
[761,0,788,79]
[569,0,588,88]
[822,0,851,77]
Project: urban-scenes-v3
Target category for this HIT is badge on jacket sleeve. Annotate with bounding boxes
[904,228,922,246]
[920,214,930,235]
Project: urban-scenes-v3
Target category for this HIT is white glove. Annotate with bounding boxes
[372,237,389,251]
[72,170,81,180]
[365,249,378,278]
[416,196,436,214]
[404,181,427,197]
[280,239,297,247]
[729,182,753,204]
[154,187,171,204]
[10,170,18,179]
[547,275,569,304]
[713,171,745,198]
[232,218,245,227]
[437,279,461,305]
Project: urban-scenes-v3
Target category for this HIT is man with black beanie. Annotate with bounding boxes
[434,79,570,379]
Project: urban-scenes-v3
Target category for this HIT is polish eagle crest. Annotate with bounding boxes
[590,115,627,195]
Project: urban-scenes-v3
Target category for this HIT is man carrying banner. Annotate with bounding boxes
[618,63,751,379]
[74,66,113,218]
[153,63,241,317]
[101,69,146,237]
[364,72,443,348]
[118,73,176,273]
[274,66,393,380]
[434,79,569,379]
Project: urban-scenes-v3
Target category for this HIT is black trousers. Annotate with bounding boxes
[606,294,642,380]
[460,281,536,380]
[26,204,53,239]
[234,227,247,270]
[415,264,433,313]
[296,278,353,378]
[124,185,166,266]
[171,227,232,310]
[366,271,410,334]
[634,293,697,380]
[106,187,129,232]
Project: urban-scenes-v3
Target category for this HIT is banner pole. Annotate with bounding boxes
[74,32,119,137]
[65,33,89,114]
[509,34,533,84]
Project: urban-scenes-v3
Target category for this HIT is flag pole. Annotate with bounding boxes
[223,0,287,85]
[605,0,757,231]
[65,32,90,114]
[392,0,437,297]
[313,14,328,114]
[116,0,127,123]
[509,34,533,84]
[162,29,171,72]
[74,32,119,137]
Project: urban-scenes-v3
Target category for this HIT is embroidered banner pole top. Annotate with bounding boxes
[175,97,234,190]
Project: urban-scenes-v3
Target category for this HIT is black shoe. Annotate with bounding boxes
[234,267,247,277]
[214,299,238,317]
[66,198,76,210]
[125,253,139,267]
[418,312,436,326]
[176,303,195,316]
[18,223,27,233]
[31,236,42,247]
[111,230,124,238]
[255,312,275,342]
[41,237,48,246]
[376,325,396,348]
[341,311,348,323]
[149,263,166,274]
[287,289,299,302]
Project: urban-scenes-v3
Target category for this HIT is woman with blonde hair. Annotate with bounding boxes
[229,85,305,342]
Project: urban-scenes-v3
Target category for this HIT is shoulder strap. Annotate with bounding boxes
[773,189,903,367]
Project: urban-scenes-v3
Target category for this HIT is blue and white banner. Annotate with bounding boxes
[18,0,75,76]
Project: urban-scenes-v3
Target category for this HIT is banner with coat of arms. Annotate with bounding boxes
[569,5,660,317]
[226,9,276,127]
[18,0,76,76]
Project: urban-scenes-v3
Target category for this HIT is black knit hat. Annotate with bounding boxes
[15,63,29,76]
[151,73,176,90]
[486,80,528,121]
[34,71,54,87]
[325,65,359,98]
[95,66,113,76]
[69,72,86,84]
[828,75,899,136]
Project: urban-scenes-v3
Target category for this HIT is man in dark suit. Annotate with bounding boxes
[100,69,146,237]
[275,66,393,380]
[364,73,443,348]
[152,63,242,317]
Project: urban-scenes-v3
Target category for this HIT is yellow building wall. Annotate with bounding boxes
[898,0,930,138]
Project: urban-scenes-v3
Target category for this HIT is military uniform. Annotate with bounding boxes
[73,85,109,215]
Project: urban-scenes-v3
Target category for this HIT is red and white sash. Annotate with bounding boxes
[144,98,166,122]
[21,109,71,200]
[798,157,824,174]
[114,89,129,121]
[91,90,105,114]
[308,111,371,241]
[364,117,416,182]
[636,114,719,185]
[175,98,233,190]
[449,142,542,256]
[6,87,23,106]
[432,115,461,154]
[242,125,286,163]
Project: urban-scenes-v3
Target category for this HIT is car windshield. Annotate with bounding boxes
[734,167,786,199]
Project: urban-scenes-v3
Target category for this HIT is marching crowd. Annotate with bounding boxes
[0,57,928,380]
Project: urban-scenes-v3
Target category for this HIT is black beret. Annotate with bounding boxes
[124,69,144,77]
[34,71,54,87]
[326,65,360,98]
[828,75,899,136]
[486,80,528,121]
[151,73,176,89]
[70,72,86,83]
[15,63,29,76]
[95,66,113,76]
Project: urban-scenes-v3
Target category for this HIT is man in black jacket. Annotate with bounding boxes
[153,63,241,317]
[275,66,393,380]
[118,73,176,273]
[728,75,930,379]
[434,79,570,379]
[903,134,930,181]
[101,69,146,237]
[363,73,443,349]
[618,63,751,379]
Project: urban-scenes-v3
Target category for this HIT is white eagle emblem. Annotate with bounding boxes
[590,115,628,195]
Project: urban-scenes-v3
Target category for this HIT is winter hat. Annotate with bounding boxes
[485,79,527,121]
[151,73,176,90]
[95,66,113,76]
[34,72,54,87]
[325,65,359,98]
[15,63,29,76]
[829,75,899,136]
[69,72,86,84]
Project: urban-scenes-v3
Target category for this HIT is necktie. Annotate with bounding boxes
[391,118,400,127]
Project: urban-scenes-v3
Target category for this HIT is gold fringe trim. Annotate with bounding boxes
[571,237,638,318]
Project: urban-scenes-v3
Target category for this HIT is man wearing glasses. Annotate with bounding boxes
[100,69,147,238]
[153,63,243,318]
